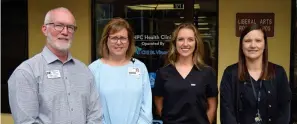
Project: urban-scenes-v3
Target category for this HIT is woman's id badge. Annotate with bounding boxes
[128,67,141,78]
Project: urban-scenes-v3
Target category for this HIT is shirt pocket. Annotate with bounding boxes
[39,73,66,102]
[189,80,206,97]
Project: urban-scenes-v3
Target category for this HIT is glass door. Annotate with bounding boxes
[92,0,218,123]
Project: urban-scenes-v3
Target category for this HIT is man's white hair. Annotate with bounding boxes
[44,7,73,24]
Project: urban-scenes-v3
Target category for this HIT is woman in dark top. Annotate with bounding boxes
[220,24,291,124]
[154,23,218,124]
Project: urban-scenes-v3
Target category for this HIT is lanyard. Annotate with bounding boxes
[249,76,262,123]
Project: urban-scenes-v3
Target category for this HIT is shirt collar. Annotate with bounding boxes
[41,46,73,64]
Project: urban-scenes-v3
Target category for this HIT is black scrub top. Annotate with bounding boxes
[154,64,218,124]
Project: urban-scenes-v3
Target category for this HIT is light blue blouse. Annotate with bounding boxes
[88,59,152,124]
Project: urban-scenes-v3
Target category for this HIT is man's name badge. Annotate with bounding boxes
[46,70,61,79]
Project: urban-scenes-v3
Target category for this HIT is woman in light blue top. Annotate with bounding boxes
[88,17,152,124]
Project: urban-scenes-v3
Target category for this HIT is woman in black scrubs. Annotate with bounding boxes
[220,24,291,124]
[154,23,218,124]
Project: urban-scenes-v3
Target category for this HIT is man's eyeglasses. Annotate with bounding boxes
[108,36,128,43]
[46,23,77,33]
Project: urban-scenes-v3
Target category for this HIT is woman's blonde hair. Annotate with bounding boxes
[166,23,205,69]
[98,17,135,59]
